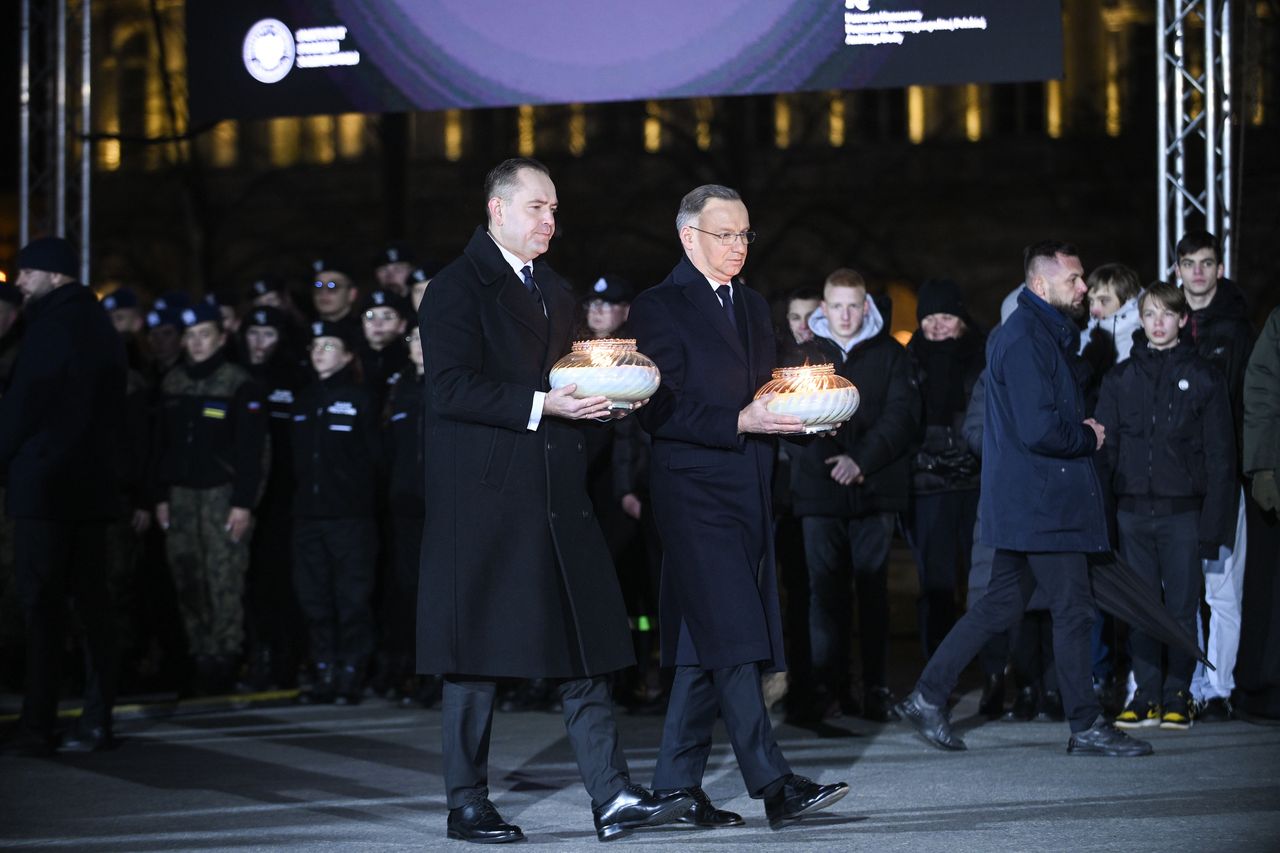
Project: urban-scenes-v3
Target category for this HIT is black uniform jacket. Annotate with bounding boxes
[0,282,127,520]
[1094,335,1239,554]
[290,363,381,519]
[386,368,426,518]
[416,227,633,679]
[154,350,268,509]
[629,254,786,671]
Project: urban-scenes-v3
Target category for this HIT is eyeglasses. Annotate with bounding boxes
[363,309,398,322]
[314,280,348,290]
[586,299,624,311]
[309,342,340,353]
[688,226,756,245]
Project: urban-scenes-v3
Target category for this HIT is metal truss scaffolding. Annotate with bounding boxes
[1157,0,1235,279]
[19,0,92,283]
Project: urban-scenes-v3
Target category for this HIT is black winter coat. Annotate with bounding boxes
[417,227,633,679]
[1094,339,1238,555]
[0,282,127,520]
[785,308,920,518]
[907,330,985,494]
[290,363,382,518]
[385,368,425,518]
[1180,278,1255,430]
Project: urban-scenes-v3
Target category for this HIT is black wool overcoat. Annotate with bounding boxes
[415,227,634,679]
[628,255,786,671]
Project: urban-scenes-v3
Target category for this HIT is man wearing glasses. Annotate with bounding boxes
[628,184,850,830]
[309,259,361,344]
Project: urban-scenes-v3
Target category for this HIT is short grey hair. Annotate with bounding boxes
[676,184,742,234]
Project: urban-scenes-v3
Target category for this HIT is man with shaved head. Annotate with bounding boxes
[896,240,1154,758]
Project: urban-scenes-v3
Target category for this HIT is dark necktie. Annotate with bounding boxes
[715,284,737,332]
[521,265,545,315]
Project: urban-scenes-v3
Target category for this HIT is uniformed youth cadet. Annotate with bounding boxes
[382,323,436,705]
[240,307,310,689]
[359,288,412,402]
[292,320,382,705]
[154,301,269,695]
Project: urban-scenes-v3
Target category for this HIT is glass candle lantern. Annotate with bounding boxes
[753,363,859,432]
[548,338,661,411]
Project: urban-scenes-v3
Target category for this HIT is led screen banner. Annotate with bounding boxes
[187,1,1064,125]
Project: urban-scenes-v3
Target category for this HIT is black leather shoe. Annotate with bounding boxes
[978,674,1005,719]
[763,775,849,829]
[592,783,694,842]
[1002,686,1038,722]
[660,786,744,828]
[1035,689,1065,722]
[1067,719,1154,757]
[61,725,119,753]
[446,798,525,844]
[896,690,966,751]
[863,685,901,722]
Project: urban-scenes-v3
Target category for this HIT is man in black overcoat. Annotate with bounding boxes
[416,159,692,844]
[627,185,849,831]
[0,237,127,755]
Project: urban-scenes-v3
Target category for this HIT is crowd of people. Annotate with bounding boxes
[1,160,1278,838]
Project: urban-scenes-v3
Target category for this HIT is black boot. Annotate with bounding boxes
[334,661,366,705]
[300,661,336,704]
[978,673,1006,719]
[1003,685,1038,722]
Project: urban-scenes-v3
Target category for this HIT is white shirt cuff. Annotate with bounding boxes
[527,391,546,431]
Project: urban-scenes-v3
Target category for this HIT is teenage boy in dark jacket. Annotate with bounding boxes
[292,320,382,704]
[787,267,919,722]
[1096,281,1237,730]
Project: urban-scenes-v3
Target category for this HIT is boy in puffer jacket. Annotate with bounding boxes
[1095,281,1238,731]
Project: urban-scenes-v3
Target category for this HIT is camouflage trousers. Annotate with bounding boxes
[165,485,250,656]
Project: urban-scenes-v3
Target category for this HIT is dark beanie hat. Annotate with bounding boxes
[244,306,290,331]
[916,278,968,323]
[0,281,22,307]
[309,319,359,350]
[102,287,139,311]
[17,236,78,278]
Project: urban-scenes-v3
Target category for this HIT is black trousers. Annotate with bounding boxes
[916,549,1102,733]
[1117,510,1201,704]
[801,513,892,692]
[385,514,424,672]
[652,663,792,798]
[906,490,979,659]
[292,518,376,665]
[15,519,117,738]
[442,675,629,809]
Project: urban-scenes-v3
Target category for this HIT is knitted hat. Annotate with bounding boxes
[916,278,968,323]
[16,237,78,278]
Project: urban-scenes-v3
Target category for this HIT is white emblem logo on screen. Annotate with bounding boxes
[243,18,296,84]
